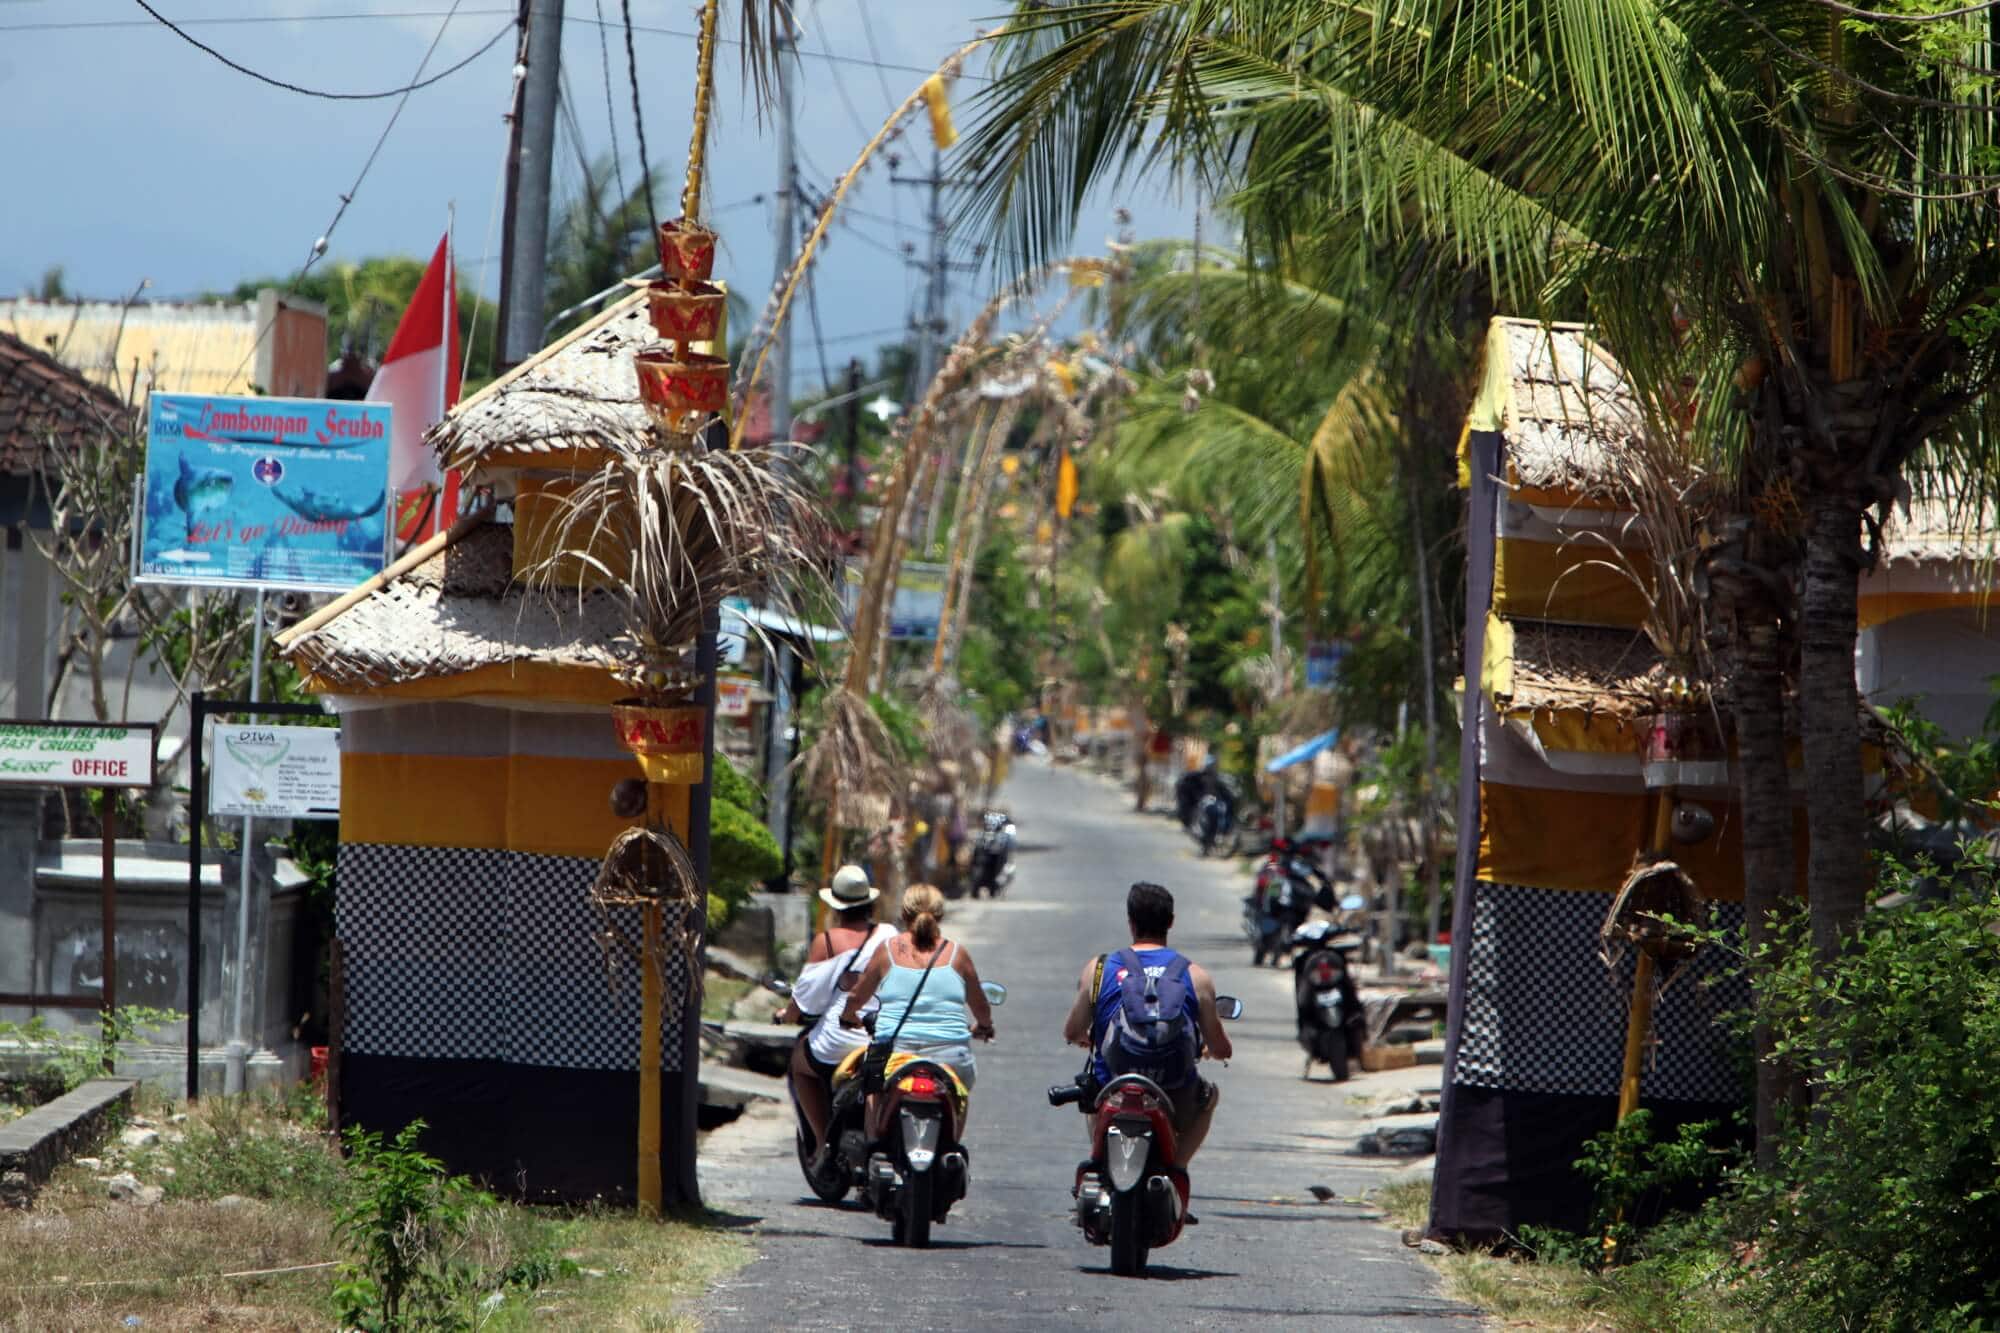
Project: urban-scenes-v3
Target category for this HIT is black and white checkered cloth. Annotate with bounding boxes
[1452,879,1748,1104]
[339,842,693,1072]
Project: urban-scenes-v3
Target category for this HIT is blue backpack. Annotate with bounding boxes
[1097,947,1198,1089]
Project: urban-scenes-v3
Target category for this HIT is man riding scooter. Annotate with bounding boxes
[1060,883,1234,1168]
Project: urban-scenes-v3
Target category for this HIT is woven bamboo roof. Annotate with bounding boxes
[277,517,627,690]
[1492,619,1707,720]
[1477,319,1645,495]
[1478,317,2000,566]
[429,294,656,472]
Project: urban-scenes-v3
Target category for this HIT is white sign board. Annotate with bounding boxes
[0,721,157,788]
[209,724,342,819]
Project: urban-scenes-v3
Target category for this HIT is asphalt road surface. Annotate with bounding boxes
[694,761,1474,1329]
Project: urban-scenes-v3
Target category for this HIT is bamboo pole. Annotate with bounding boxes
[638,898,663,1216]
[929,400,1002,667]
[942,402,1030,669]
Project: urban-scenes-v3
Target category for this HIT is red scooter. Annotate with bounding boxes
[1047,995,1242,1277]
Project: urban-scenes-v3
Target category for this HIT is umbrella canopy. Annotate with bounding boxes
[1267,728,1340,773]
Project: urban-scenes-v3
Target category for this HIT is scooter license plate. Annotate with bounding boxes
[1314,991,1343,1009]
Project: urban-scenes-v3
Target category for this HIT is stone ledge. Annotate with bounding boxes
[0,1077,137,1208]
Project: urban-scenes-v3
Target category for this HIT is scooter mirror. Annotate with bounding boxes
[1215,996,1244,1021]
[981,982,1008,1006]
[761,975,792,997]
[1339,894,1367,913]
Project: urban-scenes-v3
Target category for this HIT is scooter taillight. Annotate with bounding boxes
[1311,962,1338,987]
[898,1073,940,1098]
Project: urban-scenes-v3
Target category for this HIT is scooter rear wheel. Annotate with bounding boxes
[1109,1191,1148,1277]
[900,1171,934,1248]
[795,1123,850,1203]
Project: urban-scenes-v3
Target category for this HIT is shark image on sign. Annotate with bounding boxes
[174,454,233,535]
[274,485,385,524]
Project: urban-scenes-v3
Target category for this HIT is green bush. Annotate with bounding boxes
[708,796,781,929]
[1713,852,2000,1330]
[163,1090,349,1204]
[712,755,763,818]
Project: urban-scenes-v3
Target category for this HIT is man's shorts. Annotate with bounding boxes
[1166,1077,1216,1136]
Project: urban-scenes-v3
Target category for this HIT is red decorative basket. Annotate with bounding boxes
[656,219,717,282]
[645,280,726,346]
[635,349,729,434]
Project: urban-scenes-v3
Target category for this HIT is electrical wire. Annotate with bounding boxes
[592,0,628,208]
[126,0,509,100]
[219,2,486,390]
[619,0,659,236]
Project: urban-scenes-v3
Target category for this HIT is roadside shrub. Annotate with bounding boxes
[162,1090,348,1204]
[0,1006,179,1096]
[709,796,781,928]
[1716,852,2000,1330]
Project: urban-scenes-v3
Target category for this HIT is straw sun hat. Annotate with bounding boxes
[818,864,881,912]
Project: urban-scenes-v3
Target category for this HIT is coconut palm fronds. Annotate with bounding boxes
[521,443,827,696]
[911,672,984,781]
[794,688,900,828]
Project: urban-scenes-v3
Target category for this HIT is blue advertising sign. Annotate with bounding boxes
[1305,639,1345,689]
[140,393,392,591]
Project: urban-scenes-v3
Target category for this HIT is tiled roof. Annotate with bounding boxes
[0,329,132,476]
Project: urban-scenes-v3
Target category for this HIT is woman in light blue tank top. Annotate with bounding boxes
[842,883,995,1087]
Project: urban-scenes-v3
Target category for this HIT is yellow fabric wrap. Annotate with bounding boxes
[303,662,628,706]
[920,74,957,149]
[340,751,684,857]
[832,1047,970,1105]
[1474,781,1811,900]
[1480,613,1515,702]
[1493,538,1652,628]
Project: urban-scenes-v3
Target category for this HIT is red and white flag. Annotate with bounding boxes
[368,232,462,545]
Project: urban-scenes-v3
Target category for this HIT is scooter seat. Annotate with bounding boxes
[830,1047,970,1106]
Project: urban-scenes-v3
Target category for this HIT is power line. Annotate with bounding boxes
[619,0,659,236]
[8,8,992,82]
[592,0,627,207]
[125,1,510,100]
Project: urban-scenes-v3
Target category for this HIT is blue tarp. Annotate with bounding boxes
[1266,728,1339,773]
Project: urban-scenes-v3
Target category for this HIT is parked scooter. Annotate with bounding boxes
[1291,919,1367,1081]
[1243,837,1335,966]
[1047,996,1243,1277]
[967,810,1017,898]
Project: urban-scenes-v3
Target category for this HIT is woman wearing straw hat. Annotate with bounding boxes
[778,865,894,1161]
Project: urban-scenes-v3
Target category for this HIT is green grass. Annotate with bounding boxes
[701,975,754,1022]
[0,1087,749,1330]
[1431,1248,1749,1332]
[1374,1178,1432,1230]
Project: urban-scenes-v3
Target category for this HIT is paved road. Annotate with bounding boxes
[694,761,1474,1329]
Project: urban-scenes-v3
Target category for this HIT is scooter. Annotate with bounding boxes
[967,811,1017,898]
[1245,837,1336,966]
[850,981,1007,1247]
[1047,996,1243,1278]
[1291,920,1366,1081]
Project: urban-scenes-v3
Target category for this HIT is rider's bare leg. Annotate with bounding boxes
[790,1039,831,1142]
[1177,1083,1222,1164]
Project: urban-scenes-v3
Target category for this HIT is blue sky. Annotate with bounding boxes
[0,1,1194,393]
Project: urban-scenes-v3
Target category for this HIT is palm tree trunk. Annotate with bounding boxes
[1732,605,1794,1167]
[1798,492,1869,965]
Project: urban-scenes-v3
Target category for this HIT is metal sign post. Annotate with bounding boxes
[0,720,159,1068]
[184,690,336,1101]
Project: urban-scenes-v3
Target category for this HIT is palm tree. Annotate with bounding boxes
[960,0,2000,1087]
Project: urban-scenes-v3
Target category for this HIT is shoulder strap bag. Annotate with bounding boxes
[860,940,943,1093]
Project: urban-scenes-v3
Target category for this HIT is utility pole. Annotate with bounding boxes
[495,0,564,369]
[893,150,978,556]
[1267,536,1287,840]
[759,22,800,860]
[768,21,797,448]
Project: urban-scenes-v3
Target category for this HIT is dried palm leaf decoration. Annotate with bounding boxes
[591,824,704,1016]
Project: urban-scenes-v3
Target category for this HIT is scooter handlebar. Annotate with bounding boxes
[1047,1083,1086,1107]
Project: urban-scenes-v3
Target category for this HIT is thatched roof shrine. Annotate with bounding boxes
[428,292,656,471]
[278,517,625,692]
